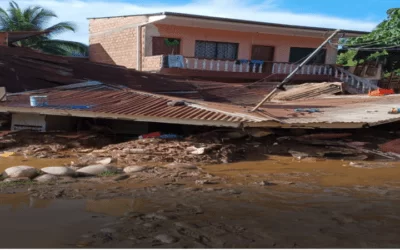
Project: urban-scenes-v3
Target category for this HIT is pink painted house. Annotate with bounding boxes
[88,12,367,81]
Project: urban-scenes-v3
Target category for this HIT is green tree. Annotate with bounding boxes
[336,50,358,66]
[346,8,400,47]
[339,8,400,72]
[0,1,88,56]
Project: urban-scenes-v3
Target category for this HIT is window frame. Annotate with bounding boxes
[194,40,239,60]
[288,47,327,64]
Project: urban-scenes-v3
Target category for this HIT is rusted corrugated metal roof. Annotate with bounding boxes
[3,82,400,129]
[0,87,275,127]
[0,46,262,102]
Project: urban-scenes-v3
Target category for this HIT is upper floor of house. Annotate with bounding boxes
[88,12,368,80]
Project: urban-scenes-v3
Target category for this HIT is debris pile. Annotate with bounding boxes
[276,132,400,160]
[77,138,239,166]
[0,131,112,158]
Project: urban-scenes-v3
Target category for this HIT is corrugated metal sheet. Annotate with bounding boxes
[3,83,400,129]
[271,82,343,101]
[0,88,274,127]
[249,95,400,128]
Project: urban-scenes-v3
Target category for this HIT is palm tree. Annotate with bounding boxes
[0,1,88,56]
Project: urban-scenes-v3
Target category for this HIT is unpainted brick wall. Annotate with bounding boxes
[0,33,8,46]
[142,55,163,72]
[89,16,147,69]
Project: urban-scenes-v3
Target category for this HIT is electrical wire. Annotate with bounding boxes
[354,46,400,51]
[341,35,400,48]
[204,49,328,105]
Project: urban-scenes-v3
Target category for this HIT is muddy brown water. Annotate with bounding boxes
[1,156,400,247]
[0,194,114,248]
[0,156,76,172]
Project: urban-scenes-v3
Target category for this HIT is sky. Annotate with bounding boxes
[0,0,397,44]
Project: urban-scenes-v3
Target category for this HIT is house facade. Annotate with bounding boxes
[88,12,367,80]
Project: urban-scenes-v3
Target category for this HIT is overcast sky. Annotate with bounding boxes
[0,0,395,44]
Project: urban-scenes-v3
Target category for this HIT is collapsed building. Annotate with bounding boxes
[0,30,399,138]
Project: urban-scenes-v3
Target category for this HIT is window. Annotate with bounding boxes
[289,47,326,64]
[195,40,238,60]
[152,37,181,56]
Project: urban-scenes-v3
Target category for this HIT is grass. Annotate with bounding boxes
[98,170,119,177]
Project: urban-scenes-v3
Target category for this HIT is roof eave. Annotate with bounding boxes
[87,12,369,36]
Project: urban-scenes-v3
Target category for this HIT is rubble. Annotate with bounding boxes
[86,138,238,165]
[0,131,112,159]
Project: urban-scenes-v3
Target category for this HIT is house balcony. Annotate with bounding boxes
[143,55,335,83]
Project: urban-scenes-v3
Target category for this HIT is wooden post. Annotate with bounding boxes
[251,29,341,112]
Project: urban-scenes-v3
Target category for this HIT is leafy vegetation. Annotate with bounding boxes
[346,8,400,48]
[0,1,88,56]
[337,8,400,72]
[336,50,358,66]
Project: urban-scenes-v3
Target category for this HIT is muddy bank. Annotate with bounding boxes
[1,130,400,247]
[0,194,114,248]
[1,156,400,247]
[1,173,400,247]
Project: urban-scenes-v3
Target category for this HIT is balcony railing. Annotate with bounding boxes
[332,66,378,93]
[271,62,332,75]
[158,55,379,93]
[183,57,263,73]
[169,56,332,76]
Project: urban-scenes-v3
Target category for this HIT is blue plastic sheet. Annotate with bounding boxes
[294,108,320,113]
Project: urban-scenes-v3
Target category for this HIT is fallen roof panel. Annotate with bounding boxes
[0,87,275,128]
[2,82,400,129]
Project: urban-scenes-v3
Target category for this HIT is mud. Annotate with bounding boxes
[2,129,400,247]
[1,155,400,248]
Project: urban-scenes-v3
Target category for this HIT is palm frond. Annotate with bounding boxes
[1,1,83,56]
[45,21,76,37]
[8,0,24,28]
[36,39,88,56]
[0,8,11,30]
[29,8,57,28]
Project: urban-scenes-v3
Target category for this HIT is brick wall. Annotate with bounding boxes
[89,16,147,69]
[142,55,163,72]
[0,32,8,46]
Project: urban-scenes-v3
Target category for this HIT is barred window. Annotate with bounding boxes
[195,40,238,60]
[289,47,326,64]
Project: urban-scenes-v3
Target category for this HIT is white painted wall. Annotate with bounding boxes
[11,113,46,132]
